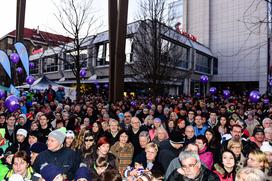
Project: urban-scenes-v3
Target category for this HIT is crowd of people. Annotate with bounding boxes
[0,86,271,181]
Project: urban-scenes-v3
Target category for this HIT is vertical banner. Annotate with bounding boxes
[0,50,11,79]
[14,42,29,76]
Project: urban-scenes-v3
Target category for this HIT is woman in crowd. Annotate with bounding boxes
[110,130,134,176]
[64,130,76,149]
[152,127,169,146]
[214,116,230,138]
[175,118,186,136]
[213,150,236,181]
[84,136,116,171]
[78,131,96,160]
[92,121,104,142]
[195,135,214,170]
[227,140,246,172]
[4,151,34,180]
[205,128,221,164]
[148,118,161,141]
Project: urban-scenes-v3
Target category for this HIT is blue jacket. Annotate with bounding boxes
[33,147,80,180]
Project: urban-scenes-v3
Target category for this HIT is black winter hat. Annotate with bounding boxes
[30,142,47,153]
[253,127,264,136]
[169,131,185,144]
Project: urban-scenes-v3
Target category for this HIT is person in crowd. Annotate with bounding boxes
[44,84,56,103]
[149,118,162,141]
[186,110,195,125]
[0,128,10,153]
[97,169,122,181]
[4,115,17,144]
[244,111,260,136]
[30,121,39,132]
[33,129,80,180]
[64,130,76,149]
[262,118,272,129]
[29,142,47,165]
[110,130,134,176]
[38,114,52,143]
[104,119,121,145]
[207,111,218,129]
[165,143,199,180]
[91,121,104,142]
[129,117,148,160]
[227,140,246,172]
[83,136,116,172]
[250,127,265,148]
[78,131,95,160]
[184,125,196,144]
[120,112,132,131]
[235,167,266,181]
[74,167,92,181]
[214,116,230,138]
[194,115,208,136]
[158,131,185,171]
[246,150,271,179]
[195,135,214,170]
[167,151,220,181]
[205,128,221,164]
[152,127,169,146]
[4,150,34,180]
[40,163,64,181]
[260,141,272,177]
[213,150,236,181]
[175,118,186,136]
[17,114,31,131]
[132,131,151,164]
[264,127,272,142]
[7,128,29,154]
[28,130,41,147]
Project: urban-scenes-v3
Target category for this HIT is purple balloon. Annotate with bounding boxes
[223,90,231,99]
[26,75,35,85]
[249,90,261,103]
[263,98,270,104]
[29,62,35,69]
[16,67,23,74]
[4,95,20,112]
[130,101,137,107]
[147,101,152,108]
[200,75,209,84]
[80,69,87,78]
[96,84,100,89]
[0,90,5,99]
[10,53,20,64]
[209,87,217,95]
[195,92,201,97]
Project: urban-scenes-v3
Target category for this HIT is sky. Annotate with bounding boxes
[0,0,139,38]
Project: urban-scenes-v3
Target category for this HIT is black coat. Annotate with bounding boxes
[33,147,80,180]
[167,165,220,181]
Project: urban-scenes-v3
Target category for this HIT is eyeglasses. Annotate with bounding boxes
[181,161,198,171]
[85,139,94,142]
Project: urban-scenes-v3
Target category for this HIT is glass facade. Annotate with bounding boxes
[64,49,88,70]
[43,55,58,73]
[195,52,212,74]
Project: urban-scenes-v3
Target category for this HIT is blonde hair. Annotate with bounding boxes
[145,142,158,153]
[249,150,269,169]
[227,140,243,150]
[236,167,265,181]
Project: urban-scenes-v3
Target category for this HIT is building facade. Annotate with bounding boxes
[182,0,270,94]
[29,21,217,95]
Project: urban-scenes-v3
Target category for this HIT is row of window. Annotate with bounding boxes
[30,39,216,75]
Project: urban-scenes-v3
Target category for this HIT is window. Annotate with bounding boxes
[30,60,40,74]
[126,39,133,63]
[43,55,58,72]
[195,52,211,74]
[96,43,109,66]
[64,49,88,70]
[7,38,13,45]
[213,58,218,75]
[162,38,189,69]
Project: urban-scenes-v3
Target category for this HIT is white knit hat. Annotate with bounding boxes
[66,130,75,138]
[260,141,272,152]
[16,128,28,137]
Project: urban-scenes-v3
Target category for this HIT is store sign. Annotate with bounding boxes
[32,48,43,55]
[175,22,197,42]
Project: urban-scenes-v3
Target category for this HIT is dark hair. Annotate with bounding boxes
[97,169,122,181]
[12,150,30,165]
[196,135,208,145]
[219,149,236,179]
[118,130,129,140]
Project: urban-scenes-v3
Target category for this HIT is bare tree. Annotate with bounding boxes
[50,0,97,101]
[128,0,190,96]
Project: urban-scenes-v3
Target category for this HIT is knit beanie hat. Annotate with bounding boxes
[48,129,66,144]
[40,164,63,181]
[66,130,75,138]
[253,127,264,136]
[18,114,27,122]
[260,141,272,152]
[30,142,48,153]
[16,128,28,137]
[74,167,92,181]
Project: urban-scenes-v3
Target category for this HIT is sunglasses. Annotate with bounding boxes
[85,139,94,142]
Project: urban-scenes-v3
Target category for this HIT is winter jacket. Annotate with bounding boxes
[167,165,220,181]
[199,146,213,170]
[33,147,80,180]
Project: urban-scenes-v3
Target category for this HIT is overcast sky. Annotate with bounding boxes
[0,0,139,38]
